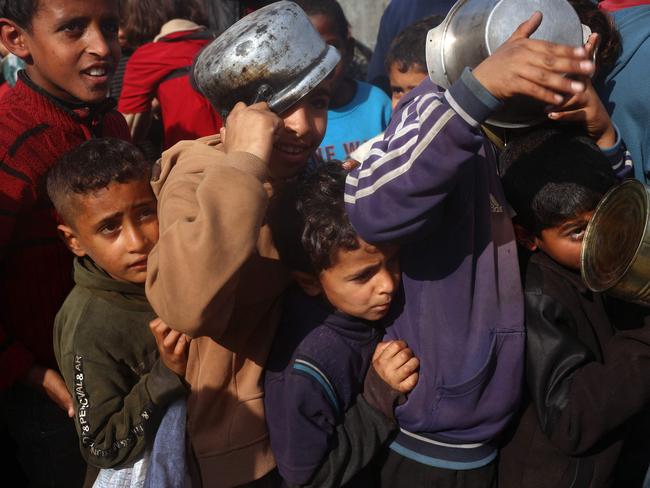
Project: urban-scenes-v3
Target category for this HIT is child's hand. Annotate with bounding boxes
[149,318,191,377]
[473,12,595,106]
[546,34,617,148]
[221,101,284,163]
[24,365,75,417]
[372,340,419,393]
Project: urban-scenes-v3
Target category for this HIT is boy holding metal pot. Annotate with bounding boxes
[498,127,650,488]
[344,11,606,487]
[143,2,341,486]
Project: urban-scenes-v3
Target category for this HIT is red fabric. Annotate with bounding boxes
[118,30,222,149]
[0,82,11,101]
[599,0,650,11]
[0,77,129,390]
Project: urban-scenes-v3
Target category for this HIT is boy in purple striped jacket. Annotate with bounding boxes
[344,12,603,487]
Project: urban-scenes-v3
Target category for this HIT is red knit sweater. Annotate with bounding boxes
[0,73,130,390]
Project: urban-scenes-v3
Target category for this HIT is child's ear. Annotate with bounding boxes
[291,271,322,297]
[57,224,87,257]
[514,223,538,251]
[0,19,31,60]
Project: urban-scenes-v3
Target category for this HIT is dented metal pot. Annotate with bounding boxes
[192,1,340,116]
[426,0,585,127]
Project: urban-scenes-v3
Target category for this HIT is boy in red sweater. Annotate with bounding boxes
[0,0,128,485]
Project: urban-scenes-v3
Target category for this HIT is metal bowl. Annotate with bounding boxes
[426,0,585,128]
[581,179,650,306]
[193,1,340,116]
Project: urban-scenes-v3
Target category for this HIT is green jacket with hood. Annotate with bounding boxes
[53,257,186,469]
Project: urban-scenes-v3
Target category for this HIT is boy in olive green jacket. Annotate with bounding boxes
[49,138,189,474]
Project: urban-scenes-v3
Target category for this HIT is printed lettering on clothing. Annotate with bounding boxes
[74,355,93,441]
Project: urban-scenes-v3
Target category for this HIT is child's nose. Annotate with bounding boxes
[125,225,148,253]
[86,26,111,58]
[378,269,397,295]
[283,105,311,138]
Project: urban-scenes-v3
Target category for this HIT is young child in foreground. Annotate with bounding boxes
[498,128,650,488]
[266,162,419,487]
[344,11,600,487]
[48,138,188,483]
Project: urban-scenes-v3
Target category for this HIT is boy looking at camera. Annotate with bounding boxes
[498,128,650,488]
[0,0,128,484]
[266,162,418,487]
[48,139,188,477]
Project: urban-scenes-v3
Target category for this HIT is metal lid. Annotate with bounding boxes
[581,179,649,292]
[192,1,340,116]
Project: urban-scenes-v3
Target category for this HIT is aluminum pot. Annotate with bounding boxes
[426,0,585,128]
[193,1,340,116]
[581,179,650,306]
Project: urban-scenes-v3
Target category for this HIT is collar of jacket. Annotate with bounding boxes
[530,251,588,294]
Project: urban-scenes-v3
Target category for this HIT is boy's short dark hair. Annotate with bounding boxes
[384,16,444,74]
[292,0,349,41]
[47,138,151,226]
[0,0,38,28]
[269,162,359,274]
[501,128,618,235]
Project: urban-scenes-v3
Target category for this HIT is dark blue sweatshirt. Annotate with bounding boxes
[264,288,383,485]
[345,70,525,469]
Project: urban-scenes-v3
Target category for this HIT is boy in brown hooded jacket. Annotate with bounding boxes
[145,3,342,486]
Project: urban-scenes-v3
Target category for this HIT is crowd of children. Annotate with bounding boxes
[1,0,650,487]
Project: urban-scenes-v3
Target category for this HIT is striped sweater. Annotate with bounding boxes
[0,72,130,390]
[345,69,526,469]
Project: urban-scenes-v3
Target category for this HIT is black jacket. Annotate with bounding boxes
[499,252,650,488]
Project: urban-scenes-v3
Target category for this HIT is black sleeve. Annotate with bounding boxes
[286,394,396,488]
[526,287,650,456]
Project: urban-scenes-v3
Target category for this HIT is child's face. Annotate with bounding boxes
[318,239,400,321]
[10,0,120,103]
[269,81,332,180]
[389,63,427,109]
[59,179,159,284]
[533,211,594,271]
[309,13,351,91]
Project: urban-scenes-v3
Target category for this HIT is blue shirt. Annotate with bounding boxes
[311,81,391,164]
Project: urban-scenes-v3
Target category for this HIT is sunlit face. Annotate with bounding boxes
[61,179,159,284]
[318,239,400,321]
[269,81,332,180]
[535,211,594,271]
[389,63,427,109]
[12,0,120,103]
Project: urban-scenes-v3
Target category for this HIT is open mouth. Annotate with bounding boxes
[81,65,113,84]
[274,143,311,156]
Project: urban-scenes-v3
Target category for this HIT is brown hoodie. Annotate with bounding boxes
[146,135,291,487]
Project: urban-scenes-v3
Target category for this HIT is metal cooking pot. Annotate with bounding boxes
[426,0,585,128]
[192,1,340,116]
[581,179,650,307]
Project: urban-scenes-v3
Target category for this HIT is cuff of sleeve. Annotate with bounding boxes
[362,365,403,422]
[147,359,187,406]
[444,68,503,128]
[228,151,269,182]
[600,123,622,158]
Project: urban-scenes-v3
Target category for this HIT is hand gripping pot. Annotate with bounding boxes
[192,1,340,117]
[426,0,586,128]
